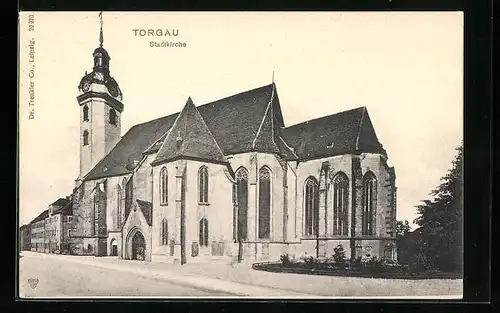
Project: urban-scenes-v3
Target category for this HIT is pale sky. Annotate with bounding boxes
[18,12,463,228]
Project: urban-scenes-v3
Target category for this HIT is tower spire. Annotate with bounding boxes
[99,11,104,47]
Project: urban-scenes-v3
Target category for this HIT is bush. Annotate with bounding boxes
[332,245,347,268]
[280,253,292,265]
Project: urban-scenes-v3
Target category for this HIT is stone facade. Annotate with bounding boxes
[64,29,398,265]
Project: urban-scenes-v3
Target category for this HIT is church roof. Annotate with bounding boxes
[83,84,386,181]
[282,106,386,161]
[84,83,286,180]
[152,97,228,165]
[136,199,152,226]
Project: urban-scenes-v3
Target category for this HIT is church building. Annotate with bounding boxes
[68,25,398,264]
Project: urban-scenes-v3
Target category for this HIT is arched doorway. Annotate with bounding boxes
[131,231,146,261]
[110,239,118,256]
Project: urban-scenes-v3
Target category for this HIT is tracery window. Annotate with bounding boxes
[160,167,168,205]
[161,218,168,245]
[258,167,271,239]
[304,177,319,236]
[362,172,377,235]
[236,168,248,241]
[198,166,209,203]
[199,218,209,247]
[333,173,349,236]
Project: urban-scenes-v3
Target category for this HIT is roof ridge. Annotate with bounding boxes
[284,106,366,130]
[252,84,275,149]
[355,107,367,151]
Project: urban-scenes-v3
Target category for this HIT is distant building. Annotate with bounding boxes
[19,224,31,251]
[29,197,73,254]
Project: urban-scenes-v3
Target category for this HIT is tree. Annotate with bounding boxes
[413,143,463,273]
[396,220,411,237]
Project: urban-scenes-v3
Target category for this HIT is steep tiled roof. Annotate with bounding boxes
[153,97,228,165]
[50,198,70,208]
[84,83,282,181]
[136,199,152,226]
[282,107,386,161]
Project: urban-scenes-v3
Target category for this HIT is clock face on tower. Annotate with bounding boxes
[109,85,119,97]
[82,80,91,92]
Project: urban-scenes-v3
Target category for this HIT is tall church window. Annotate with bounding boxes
[236,168,248,241]
[83,105,89,122]
[333,173,349,236]
[362,171,377,235]
[199,218,209,247]
[258,167,271,239]
[198,166,209,204]
[109,109,117,126]
[125,178,133,218]
[160,167,168,205]
[116,185,122,229]
[161,218,168,245]
[83,130,89,146]
[304,177,319,236]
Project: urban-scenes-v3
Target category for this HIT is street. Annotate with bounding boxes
[18,252,231,298]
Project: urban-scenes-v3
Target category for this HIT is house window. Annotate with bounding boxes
[83,130,89,146]
[258,167,271,239]
[198,166,209,204]
[160,167,168,205]
[304,177,319,236]
[333,172,349,236]
[235,167,248,241]
[161,219,168,245]
[362,171,377,235]
[199,218,209,247]
[109,109,117,126]
[83,105,89,121]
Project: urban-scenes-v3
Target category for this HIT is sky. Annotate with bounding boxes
[18,12,463,228]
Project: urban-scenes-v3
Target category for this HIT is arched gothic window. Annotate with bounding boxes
[198,166,209,203]
[258,167,271,239]
[236,168,248,241]
[199,218,209,247]
[333,173,349,236]
[116,185,122,228]
[83,130,89,146]
[109,109,117,126]
[160,167,168,205]
[362,171,377,235]
[304,177,319,236]
[83,105,89,122]
[161,218,168,245]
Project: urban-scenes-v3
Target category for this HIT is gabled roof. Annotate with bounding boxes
[136,199,152,226]
[50,198,70,208]
[31,210,48,224]
[153,97,228,166]
[282,107,386,161]
[84,83,283,181]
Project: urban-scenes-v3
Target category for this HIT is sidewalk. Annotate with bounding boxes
[21,251,462,298]
[21,252,319,298]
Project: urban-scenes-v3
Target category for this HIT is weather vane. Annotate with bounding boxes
[99,11,104,47]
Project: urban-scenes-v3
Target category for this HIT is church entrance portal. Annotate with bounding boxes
[131,231,146,261]
[110,239,118,256]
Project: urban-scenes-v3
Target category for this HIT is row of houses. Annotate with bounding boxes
[19,197,75,254]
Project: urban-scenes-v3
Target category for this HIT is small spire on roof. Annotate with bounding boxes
[99,11,104,47]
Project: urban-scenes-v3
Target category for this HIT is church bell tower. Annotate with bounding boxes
[76,18,124,180]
